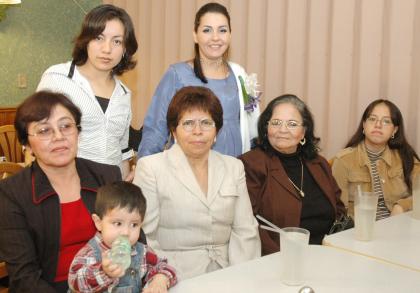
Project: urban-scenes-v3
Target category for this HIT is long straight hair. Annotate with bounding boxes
[346,99,420,191]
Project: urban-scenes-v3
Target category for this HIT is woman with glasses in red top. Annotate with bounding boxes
[0,91,121,292]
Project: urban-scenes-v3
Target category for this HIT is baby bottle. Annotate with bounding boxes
[109,235,131,271]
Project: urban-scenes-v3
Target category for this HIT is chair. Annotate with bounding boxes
[128,126,142,172]
[128,125,142,151]
[0,262,8,293]
[0,125,24,163]
[0,162,24,179]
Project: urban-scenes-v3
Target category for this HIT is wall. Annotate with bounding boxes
[107,0,420,158]
[0,0,100,107]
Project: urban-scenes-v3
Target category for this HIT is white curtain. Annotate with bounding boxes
[105,0,420,158]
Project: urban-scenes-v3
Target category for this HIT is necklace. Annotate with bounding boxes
[287,158,304,197]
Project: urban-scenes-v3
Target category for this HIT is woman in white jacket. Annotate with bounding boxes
[134,86,261,280]
[138,2,260,158]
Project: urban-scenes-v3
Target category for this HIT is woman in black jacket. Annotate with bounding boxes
[0,91,121,292]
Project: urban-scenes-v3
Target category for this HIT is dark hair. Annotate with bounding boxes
[14,91,82,146]
[257,94,320,160]
[345,99,420,192]
[72,4,138,76]
[95,181,147,220]
[193,2,231,83]
[167,86,223,134]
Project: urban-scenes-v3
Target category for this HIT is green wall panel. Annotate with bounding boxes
[0,0,101,107]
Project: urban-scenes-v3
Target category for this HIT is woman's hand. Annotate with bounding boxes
[122,159,135,182]
[390,203,404,216]
[101,252,125,278]
[143,274,170,293]
[124,168,135,182]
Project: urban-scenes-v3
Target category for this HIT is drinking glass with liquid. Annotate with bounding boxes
[280,227,310,286]
[354,191,378,241]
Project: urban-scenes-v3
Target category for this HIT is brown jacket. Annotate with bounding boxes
[332,143,420,216]
[239,148,345,255]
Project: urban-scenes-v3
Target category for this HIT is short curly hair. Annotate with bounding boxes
[167,86,223,134]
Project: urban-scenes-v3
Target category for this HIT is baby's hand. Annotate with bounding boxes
[102,252,125,278]
[143,274,169,293]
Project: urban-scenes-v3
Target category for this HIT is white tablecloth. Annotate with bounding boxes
[170,245,420,293]
[324,211,420,271]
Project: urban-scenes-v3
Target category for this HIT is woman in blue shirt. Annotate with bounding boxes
[138,2,260,158]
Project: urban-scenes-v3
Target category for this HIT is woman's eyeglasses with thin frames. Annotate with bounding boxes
[27,122,80,140]
[267,119,303,130]
[180,118,216,132]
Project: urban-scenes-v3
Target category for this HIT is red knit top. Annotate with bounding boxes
[54,198,96,282]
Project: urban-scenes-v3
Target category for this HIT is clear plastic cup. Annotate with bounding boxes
[279,227,310,286]
[354,192,378,241]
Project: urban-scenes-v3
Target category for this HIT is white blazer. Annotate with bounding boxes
[134,144,261,280]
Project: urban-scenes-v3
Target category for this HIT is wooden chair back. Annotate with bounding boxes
[0,162,24,179]
[0,125,24,163]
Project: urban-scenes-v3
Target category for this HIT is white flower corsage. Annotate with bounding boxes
[239,73,262,113]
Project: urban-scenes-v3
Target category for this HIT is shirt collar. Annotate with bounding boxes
[357,142,393,167]
[31,158,100,204]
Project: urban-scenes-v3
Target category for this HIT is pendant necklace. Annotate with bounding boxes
[287,158,305,197]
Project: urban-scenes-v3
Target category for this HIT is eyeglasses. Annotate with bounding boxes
[365,115,393,127]
[180,118,216,132]
[267,119,303,130]
[28,121,79,140]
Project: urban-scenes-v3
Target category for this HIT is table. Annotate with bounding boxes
[170,245,420,293]
[323,212,420,271]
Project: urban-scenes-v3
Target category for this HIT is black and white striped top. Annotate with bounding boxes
[366,147,391,220]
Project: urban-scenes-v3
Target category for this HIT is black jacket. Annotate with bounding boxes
[0,158,121,293]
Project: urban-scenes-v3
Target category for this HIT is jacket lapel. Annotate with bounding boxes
[166,144,208,206]
[32,161,57,204]
[269,154,302,200]
[206,151,225,206]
